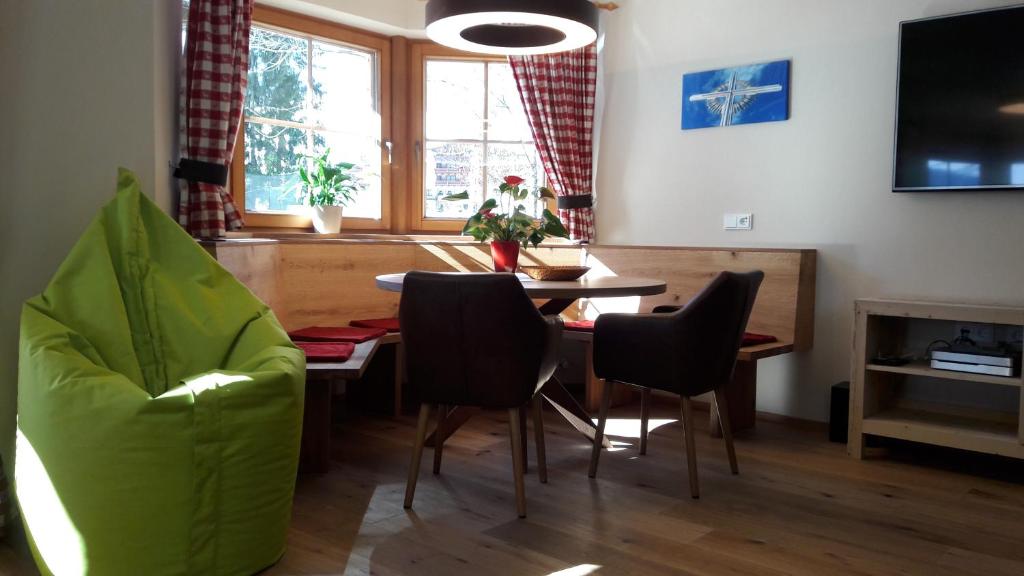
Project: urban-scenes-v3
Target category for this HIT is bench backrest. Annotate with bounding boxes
[208,240,815,351]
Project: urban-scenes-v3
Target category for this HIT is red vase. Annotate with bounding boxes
[490,240,520,273]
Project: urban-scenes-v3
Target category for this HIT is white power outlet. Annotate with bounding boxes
[724,213,753,230]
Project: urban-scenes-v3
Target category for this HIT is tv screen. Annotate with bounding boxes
[893,5,1024,191]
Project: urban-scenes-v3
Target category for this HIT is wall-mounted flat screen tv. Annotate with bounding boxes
[893,5,1024,191]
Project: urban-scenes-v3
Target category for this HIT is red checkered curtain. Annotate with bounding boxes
[510,44,598,242]
[176,0,252,238]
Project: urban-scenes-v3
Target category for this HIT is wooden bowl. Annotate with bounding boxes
[519,266,591,281]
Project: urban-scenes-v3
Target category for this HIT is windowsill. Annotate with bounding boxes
[202,231,583,248]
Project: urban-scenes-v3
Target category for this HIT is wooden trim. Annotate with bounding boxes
[390,36,411,234]
[233,6,393,231]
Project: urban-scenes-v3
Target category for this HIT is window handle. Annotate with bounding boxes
[384,140,393,164]
[415,140,421,163]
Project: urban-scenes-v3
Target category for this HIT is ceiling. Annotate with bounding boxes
[258,0,428,38]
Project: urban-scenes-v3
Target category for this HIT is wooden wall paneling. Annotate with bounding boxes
[582,246,815,348]
[795,250,817,350]
[211,243,814,338]
[276,242,415,330]
[208,242,284,322]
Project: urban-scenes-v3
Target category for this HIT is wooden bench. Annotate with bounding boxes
[301,338,384,472]
[207,239,816,435]
[565,245,816,435]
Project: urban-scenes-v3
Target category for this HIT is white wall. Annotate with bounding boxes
[0,0,180,470]
[597,0,1024,421]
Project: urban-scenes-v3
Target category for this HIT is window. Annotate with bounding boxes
[232,7,391,229]
[227,10,547,234]
[411,44,548,232]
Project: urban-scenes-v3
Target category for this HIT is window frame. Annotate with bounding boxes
[409,43,552,233]
[231,6,393,231]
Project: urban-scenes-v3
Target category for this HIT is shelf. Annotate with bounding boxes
[863,407,1024,459]
[866,361,1022,388]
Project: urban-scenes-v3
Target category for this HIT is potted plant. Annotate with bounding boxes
[444,176,569,272]
[296,149,363,234]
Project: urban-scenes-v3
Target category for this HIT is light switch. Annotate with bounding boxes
[724,213,753,230]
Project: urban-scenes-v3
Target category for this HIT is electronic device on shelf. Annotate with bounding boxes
[870,354,913,367]
[928,344,1021,378]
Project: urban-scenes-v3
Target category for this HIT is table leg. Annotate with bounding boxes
[538,298,578,316]
[425,406,479,447]
[425,298,611,450]
[541,377,613,448]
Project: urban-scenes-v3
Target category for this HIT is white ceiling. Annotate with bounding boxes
[258,0,428,37]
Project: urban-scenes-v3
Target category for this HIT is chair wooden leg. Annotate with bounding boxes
[588,379,615,478]
[639,387,651,456]
[680,396,700,499]
[508,408,527,518]
[713,387,739,475]
[433,404,447,475]
[404,403,432,509]
[532,396,548,484]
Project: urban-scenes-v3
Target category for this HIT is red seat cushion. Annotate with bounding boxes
[564,319,595,332]
[742,332,778,346]
[567,317,776,347]
[566,318,775,347]
[349,317,400,333]
[288,326,387,343]
[295,341,356,362]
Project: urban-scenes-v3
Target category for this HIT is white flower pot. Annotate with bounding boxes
[311,205,343,234]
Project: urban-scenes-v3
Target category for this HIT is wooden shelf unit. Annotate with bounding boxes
[849,298,1024,460]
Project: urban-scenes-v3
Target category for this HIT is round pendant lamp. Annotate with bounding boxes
[425,0,599,56]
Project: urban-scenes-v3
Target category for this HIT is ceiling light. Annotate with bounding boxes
[999,102,1024,115]
[425,0,599,56]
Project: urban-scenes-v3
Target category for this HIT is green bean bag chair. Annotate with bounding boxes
[16,169,305,575]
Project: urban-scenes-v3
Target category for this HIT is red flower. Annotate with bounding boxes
[504,175,525,186]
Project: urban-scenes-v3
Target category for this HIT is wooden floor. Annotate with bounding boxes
[3,399,1023,575]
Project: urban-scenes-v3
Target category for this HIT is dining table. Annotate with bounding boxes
[376,272,668,452]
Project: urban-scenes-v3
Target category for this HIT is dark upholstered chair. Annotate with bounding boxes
[400,272,562,517]
[588,271,764,498]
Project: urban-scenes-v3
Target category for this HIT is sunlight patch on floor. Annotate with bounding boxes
[548,564,602,576]
[600,418,678,438]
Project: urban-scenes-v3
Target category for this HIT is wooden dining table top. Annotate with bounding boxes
[374,272,667,300]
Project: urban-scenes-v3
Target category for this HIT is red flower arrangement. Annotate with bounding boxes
[443,176,570,272]
[443,176,568,247]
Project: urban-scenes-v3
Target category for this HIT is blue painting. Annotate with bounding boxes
[682,60,790,130]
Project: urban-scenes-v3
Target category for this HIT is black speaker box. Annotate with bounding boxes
[829,381,850,443]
